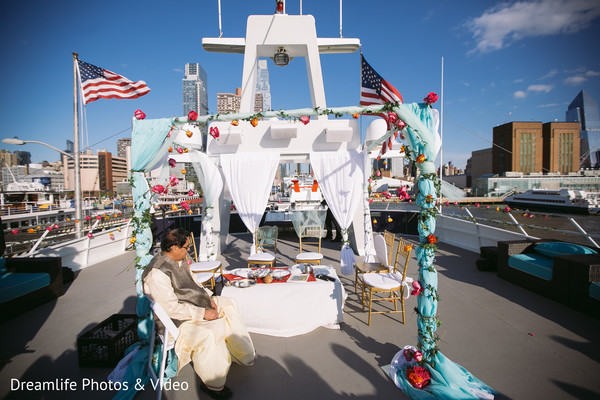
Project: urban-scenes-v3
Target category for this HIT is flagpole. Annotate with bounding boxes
[439,56,444,214]
[73,53,83,238]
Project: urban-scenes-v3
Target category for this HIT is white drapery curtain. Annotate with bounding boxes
[310,151,364,275]
[189,150,223,261]
[220,152,280,255]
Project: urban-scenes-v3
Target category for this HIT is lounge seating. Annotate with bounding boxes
[498,240,600,315]
[0,256,64,321]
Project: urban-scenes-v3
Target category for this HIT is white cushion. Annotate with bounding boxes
[362,272,403,290]
[193,272,215,284]
[190,261,221,272]
[295,252,323,261]
[248,252,275,262]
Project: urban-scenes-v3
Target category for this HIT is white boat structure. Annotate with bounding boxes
[3,3,599,400]
[504,188,600,215]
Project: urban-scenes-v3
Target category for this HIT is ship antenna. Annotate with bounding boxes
[218,0,223,37]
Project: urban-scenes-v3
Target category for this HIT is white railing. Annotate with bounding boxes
[18,221,133,271]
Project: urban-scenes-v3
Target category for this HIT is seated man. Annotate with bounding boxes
[143,228,255,399]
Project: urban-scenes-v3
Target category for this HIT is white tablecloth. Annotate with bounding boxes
[221,265,346,337]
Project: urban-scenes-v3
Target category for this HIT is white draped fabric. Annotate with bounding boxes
[220,152,280,254]
[310,151,364,275]
[189,151,223,260]
[362,150,376,262]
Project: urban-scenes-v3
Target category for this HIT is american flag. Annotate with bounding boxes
[360,55,403,156]
[77,60,150,104]
[360,55,402,106]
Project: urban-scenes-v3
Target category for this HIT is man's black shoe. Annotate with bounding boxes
[199,381,233,399]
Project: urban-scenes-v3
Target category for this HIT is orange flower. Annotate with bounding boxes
[372,218,378,224]
[184,148,189,153]
[181,168,187,174]
[185,130,193,138]
[425,194,433,203]
[404,244,413,252]
[401,145,407,153]
[130,237,136,244]
[387,216,393,223]
[407,366,431,389]
[427,234,437,244]
[352,113,359,119]
[416,154,426,163]
[171,204,178,211]
[231,120,239,126]
[251,118,258,127]
[168,146,173,152]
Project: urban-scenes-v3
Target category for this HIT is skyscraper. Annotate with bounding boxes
[217,88,242,114]
[566,90,600,168]
[255,59,271,111]
[183,63,208,117]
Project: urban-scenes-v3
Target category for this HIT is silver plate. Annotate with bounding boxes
[272,269,291,279]
[230,279,257,288]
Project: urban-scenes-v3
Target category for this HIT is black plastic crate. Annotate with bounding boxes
[77,314,139,367]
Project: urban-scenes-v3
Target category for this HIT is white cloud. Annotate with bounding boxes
[513,78,524,83]
[539,69,559,80]
[565,75,587,85]
[514,90,528,99]
[527,84,553,92]
[538,103,559,108]
[462,81,471,86]
[173,68,183,73]
[586,70,600,76]
[466,0,600,54]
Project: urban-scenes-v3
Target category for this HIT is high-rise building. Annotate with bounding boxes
[117,138,131,158]
[254,93,264,112]
[255,59,271,111]
[566,90,600,168]
[493,122,543,175]
[14,151,31,165]
[542,122,580,174]
[65,140,74,155]
[183,63,208,117]
[62,150,127,193]
[217,88,242,114]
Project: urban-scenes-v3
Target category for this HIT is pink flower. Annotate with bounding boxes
[188,190,195,196]
[176,147,184,154]
[134,109,146,120]
[403,348,414,362]
[300,115,310,125]
[504,206,512,212]
[96,215,102,220]
[387,112,398,125]
[210,126,220,139]
[400,132,406,140]
[87,232,93,238]
[46,226,53,231]
[188,110,198,121]
[180,201,190,211]
[475,203,480,207]
[369,198,373,203]
[407,366,431,389]
[411,281,424,296]
[396,119,406,130]
[54,224,59,229]
[423,92,439,105]
[110,234,115,240]
[169,175,180,186]
[168,158,176,168]
[85,216,91,221]
[11,229,19,235]
[151,185,166,194]
[187,259,192,265]
[413,350,423,362]
[376,170,381,177]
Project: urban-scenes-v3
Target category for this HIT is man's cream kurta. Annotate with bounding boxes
[143,253,255,390]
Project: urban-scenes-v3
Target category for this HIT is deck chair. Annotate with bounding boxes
[187,233,223,290]
[148,302,179,400]
[361,234,412,325]
[295,225,324,265]
[247,225,278,268]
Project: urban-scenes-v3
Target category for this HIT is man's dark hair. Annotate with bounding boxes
[161,228,191,252]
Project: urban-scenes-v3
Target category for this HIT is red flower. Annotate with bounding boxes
[188,110,198,121]
[188,190,195,196]
[11,229,19,235]
[397,119,406,130]
[85,216,91,221]
[152,185,166,194]
[300,115,310,125]
[427,234,437,244]
[251,118,258,127]
[416,154,426,163]
[387,112,398,125]
[413,351,423,362]
[177,147,184,154]
[180,201,190,211]
[504,206,512,212]
[134,109,146,120]
[352,113,359,119]
[186,130,193,138]
[168,158,176,168]
[423,92,439,105]
[411,281,423,296]
[210,126,220,139]
[96,216,101,220]
[407,366,431,389]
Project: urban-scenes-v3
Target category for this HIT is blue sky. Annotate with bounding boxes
[1,0,599,170]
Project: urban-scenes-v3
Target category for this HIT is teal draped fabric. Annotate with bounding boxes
[391,103,495,399]
[114,118,177,400]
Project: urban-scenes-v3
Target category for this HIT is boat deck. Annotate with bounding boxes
[1,232,599,399]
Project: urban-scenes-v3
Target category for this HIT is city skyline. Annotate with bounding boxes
[1,1,599,169]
